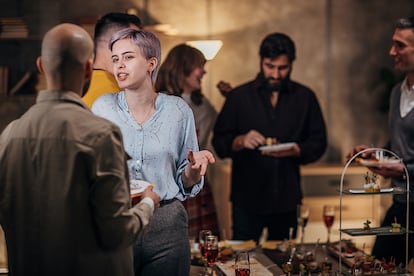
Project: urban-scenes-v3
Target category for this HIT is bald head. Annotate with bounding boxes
[38,23,93,94]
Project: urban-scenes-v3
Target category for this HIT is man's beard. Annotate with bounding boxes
[263,76,289,93]
[264,78,282,92]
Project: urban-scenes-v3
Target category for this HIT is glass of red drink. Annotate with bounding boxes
[198,230,212,275]
[235,251,250,276]
[323,205,335,244]
[205,235,219,266]
[199,229,212,257]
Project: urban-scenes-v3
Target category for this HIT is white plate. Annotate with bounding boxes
[130,180,151,196]
[348,188,394,194]
[258,142,296,153]
[358,158,400,167]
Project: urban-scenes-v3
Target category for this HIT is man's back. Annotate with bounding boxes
[0,90,135,275]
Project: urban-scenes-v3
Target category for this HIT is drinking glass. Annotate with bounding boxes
[199,229,212,258]
[322,205,335,244]
[297,204,310,247]
[235,251,250,276]
[198,230,212,275]
[205,235,219,267]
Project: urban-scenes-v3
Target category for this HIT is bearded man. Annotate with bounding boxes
[212,32,327,242]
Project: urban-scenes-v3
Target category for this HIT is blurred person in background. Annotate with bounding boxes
[0,23,159,276]
[155,43,220,239]
[212,32,327,243]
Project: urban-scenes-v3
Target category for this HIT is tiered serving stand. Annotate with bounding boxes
[338,148,410,275]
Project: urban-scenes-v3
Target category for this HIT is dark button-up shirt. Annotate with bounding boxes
[212,76,327,214]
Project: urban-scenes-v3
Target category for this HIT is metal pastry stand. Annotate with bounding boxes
[339,148,410,274]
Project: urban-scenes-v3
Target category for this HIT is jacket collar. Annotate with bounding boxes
[36,90,90,110]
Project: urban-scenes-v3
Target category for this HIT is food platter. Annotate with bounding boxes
[345,188,394,194]
[357,158,400,167]
[327,240,363,268]
[258,142,297,153]
[328,242,408,274]
[340,226,406,236]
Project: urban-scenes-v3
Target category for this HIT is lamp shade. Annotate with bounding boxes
[186,40,223,60]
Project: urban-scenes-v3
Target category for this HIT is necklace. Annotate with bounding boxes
[130,94,156,125]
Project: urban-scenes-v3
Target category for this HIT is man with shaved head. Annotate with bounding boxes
[0,23,159,275]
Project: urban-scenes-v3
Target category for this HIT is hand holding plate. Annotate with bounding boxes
[141,185,160,209]
[368,161,404,178]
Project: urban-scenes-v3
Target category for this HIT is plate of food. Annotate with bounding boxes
[327,240,363,267]
[356,157,400,167]
[340,226,406,236]
[347,188,394,194]
[258,142,297,153]
[130,180,152,198]
[328,240,407,274]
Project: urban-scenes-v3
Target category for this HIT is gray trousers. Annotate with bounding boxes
[134,200,190,276]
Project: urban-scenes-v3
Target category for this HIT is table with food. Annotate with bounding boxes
[190,238,284,275]
[189,238,410,276]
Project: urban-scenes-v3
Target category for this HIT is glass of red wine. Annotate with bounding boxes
[198,229,212,275]
[323,205,335,244]
[205,235,219,267]
[199,229,212,257]
[235,251,250,276]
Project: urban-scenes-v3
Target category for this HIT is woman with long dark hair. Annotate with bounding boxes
[155,44,220,239]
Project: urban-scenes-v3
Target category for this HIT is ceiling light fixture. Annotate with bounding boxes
[186,0,222,60]
[186,40,222,60]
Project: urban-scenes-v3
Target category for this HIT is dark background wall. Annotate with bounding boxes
[1,0,414,163]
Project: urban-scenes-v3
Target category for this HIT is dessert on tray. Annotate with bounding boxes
[363,220,371,231]
[363,172,380,192]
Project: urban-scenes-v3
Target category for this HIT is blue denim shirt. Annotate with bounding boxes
[92,92,203,201]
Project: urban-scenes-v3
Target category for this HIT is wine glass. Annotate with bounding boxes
[322,205,335,244]
[235,251,250,276]
[297,204,310,248]
[199,229,212,257]
[198,230,212,275]
[205,235,219,272]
